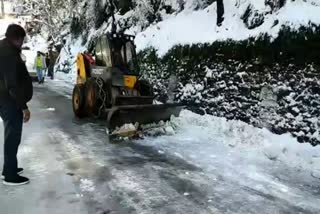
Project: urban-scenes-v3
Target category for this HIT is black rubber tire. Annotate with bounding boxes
[72,84,86,118]
[136,80,154,96]
[85,78,101,116]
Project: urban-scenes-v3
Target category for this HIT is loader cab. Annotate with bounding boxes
[94,33,139,75]
[73,34,183,126]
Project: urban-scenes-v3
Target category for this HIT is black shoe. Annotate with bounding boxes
[1,168,24,180]
[3,175,29,186]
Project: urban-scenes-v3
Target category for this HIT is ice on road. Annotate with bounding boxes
[0,90,88,214]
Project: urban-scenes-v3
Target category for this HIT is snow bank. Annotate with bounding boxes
[135,0,320,56]
[142,110,320,173]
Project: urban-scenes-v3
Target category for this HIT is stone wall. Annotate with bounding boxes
[138,26,320,146]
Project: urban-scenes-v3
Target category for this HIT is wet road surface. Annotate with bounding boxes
[0,81,319,214]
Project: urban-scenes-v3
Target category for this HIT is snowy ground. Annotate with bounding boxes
[138,111,320,212]
[0,86,88,214]
[0,79,319,214]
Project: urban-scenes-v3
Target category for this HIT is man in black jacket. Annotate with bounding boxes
[0,24,33,186]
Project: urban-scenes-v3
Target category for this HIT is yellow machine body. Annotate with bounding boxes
[72,33,184,129]
[123,75,137,89]
[76,53,87,85]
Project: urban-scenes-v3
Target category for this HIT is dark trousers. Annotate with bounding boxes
[0,101,23,178]
[48,65,54,80]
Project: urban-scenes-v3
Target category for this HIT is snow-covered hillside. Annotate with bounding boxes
[132,0,320,56]
[57,0,320,74]
[50,0,320,57]
[51,0,320,145]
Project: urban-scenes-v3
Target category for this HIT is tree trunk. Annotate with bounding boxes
[279,0,286,8]
[1,0,4,18]
[216,0,224,26]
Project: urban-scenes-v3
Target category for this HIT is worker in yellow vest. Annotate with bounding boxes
[34,51,47,84]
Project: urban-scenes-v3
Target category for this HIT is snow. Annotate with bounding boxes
[122,109,320,212]
[111,123,138,137]
[55,0,320,88]
[180,83,204,100]
[22,36,48,76]
[292,107,300,114]
[0,1,29,38]
[80,178,96,192]
[0,112,88,214]
[164,125,175,135]
[6,60,317,212]
[25,35,48,53]
[22,33,80,85]
[4,1,13,14]
[55,0,320,63]
[134,0,320,56]
[0,18,21,38]
[22,49,37,70]
[139,110,320,174]
[55,36,86,85]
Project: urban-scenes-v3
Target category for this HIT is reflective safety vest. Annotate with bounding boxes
[36,56,42,68]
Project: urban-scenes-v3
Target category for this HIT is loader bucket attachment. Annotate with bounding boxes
[107,104,184,129]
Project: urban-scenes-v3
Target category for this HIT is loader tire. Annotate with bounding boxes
[85,78,101,116]
[72,84,86,118]
[136,80,154,97]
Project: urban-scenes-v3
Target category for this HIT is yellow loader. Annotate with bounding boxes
[72,33,183,129]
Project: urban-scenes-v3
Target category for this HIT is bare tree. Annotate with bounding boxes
[1,0,4,18]
[265,0,287,11]
[18,0,73,37]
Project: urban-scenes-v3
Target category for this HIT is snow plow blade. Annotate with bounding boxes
[107,104,184,129]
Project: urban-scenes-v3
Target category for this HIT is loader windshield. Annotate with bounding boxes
[125,42,135,71]
[112,39,137,75]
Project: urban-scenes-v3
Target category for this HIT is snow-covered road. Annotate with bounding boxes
[0,80,319,214]
[0,86,88,214]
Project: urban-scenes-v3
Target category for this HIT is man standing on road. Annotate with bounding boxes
[0,24,33,186]
[34,51,46,84]
[45,52,50,77]
[48,48,57,80]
